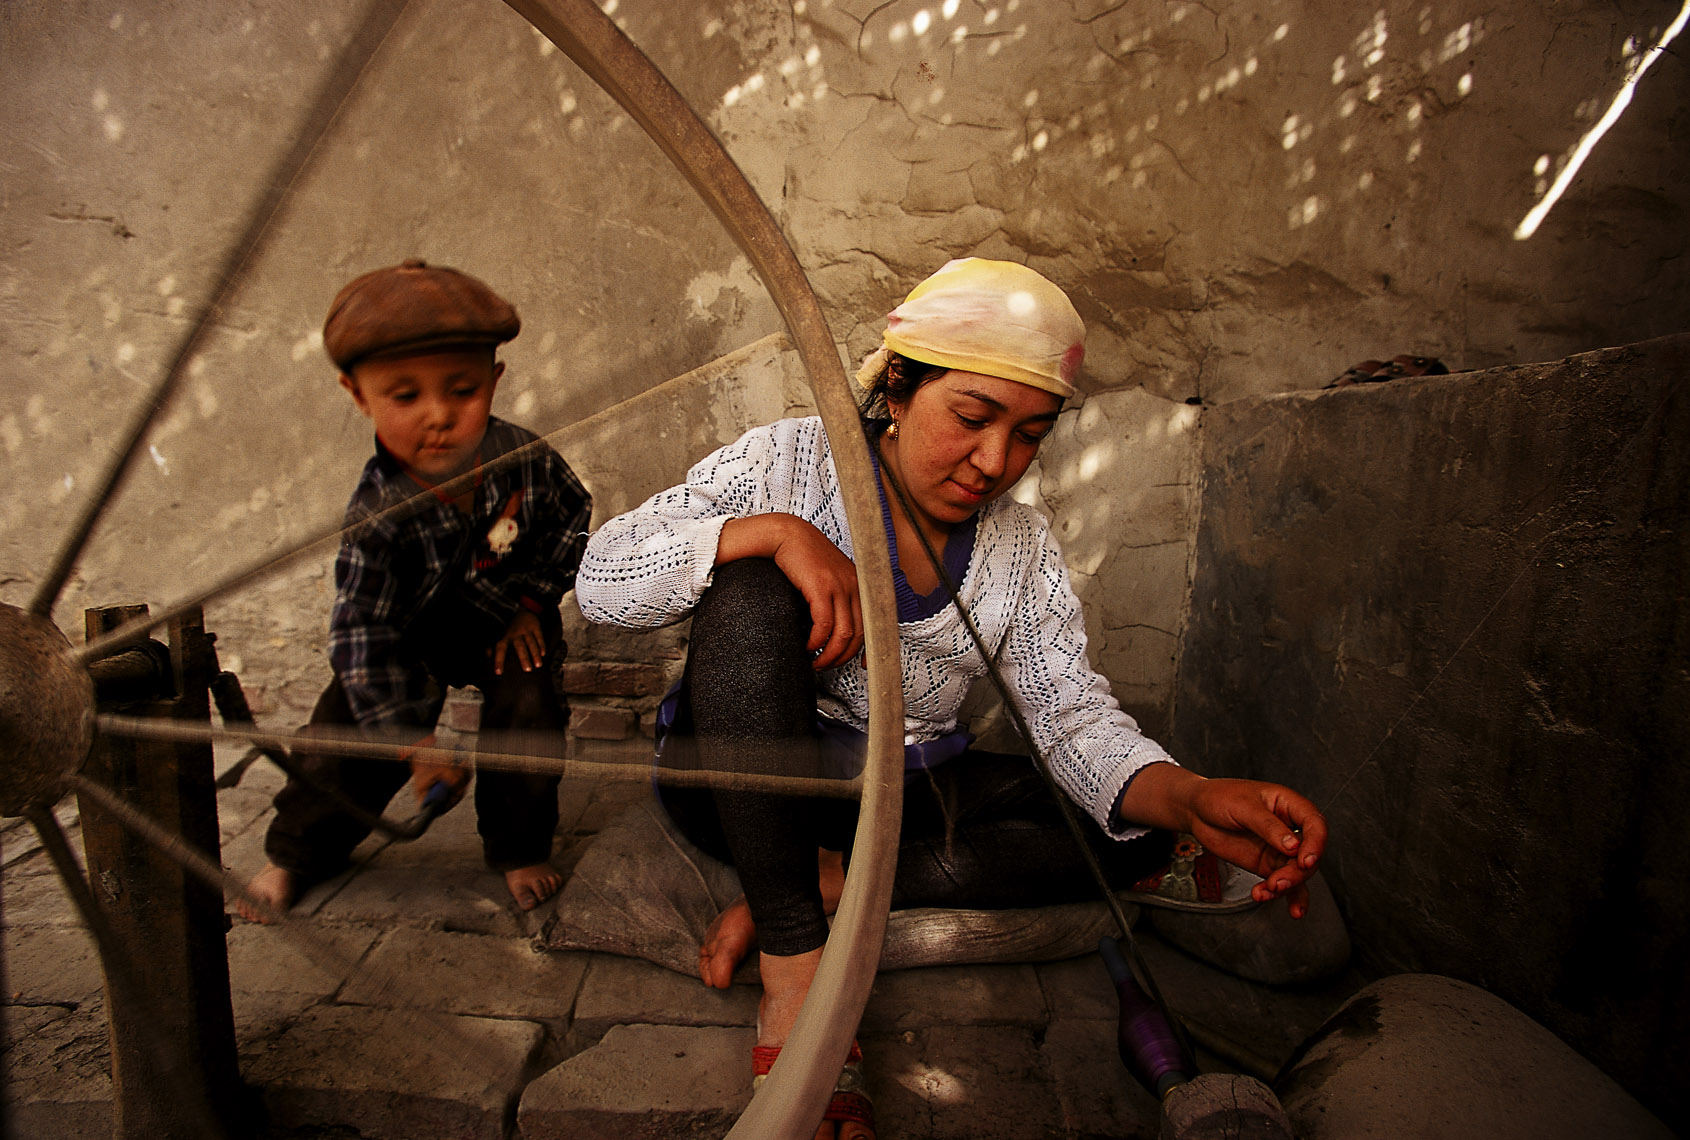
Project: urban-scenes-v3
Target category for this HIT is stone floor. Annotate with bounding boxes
[2,738,1366,1139]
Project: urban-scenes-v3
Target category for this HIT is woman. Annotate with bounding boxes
[576,258,1327,1140]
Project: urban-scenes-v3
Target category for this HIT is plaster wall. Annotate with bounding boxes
[1172,334,1689,1129]
[2,2,1686,724]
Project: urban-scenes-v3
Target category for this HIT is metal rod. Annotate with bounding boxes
[93,713,865,800]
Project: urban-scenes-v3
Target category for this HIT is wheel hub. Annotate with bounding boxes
[0,603,94,817]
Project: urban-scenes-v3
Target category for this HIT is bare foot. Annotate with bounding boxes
[701,849,847,991]
[505,862,564,910]
[757,949,876,1140]
[755,945,825,1048]
[700,896,757,989]
[233,862,295,924]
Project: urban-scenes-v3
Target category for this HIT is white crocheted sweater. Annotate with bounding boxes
[575,416,1176,838]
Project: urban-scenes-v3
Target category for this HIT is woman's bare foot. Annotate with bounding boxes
[700,896,757,988]
[755,945,824,1048]
[233,862,295,924]
[504,862,564,910]
[700,848,847,990]
[757,947,874,1140]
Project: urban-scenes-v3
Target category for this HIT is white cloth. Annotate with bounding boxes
[575,416,1175,838]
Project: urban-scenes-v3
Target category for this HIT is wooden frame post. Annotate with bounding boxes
[78,604,241,1138]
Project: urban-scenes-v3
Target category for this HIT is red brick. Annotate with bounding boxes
[568,704,635,741]
[592,663,668,697]
[555,662,602,693]
[556,661,670,698]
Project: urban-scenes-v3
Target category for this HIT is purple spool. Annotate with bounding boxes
[1100,936,1195,1099]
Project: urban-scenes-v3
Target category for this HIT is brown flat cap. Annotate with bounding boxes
[322,259,520,371]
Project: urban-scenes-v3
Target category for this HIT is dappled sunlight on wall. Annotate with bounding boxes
[649,0,1686,401]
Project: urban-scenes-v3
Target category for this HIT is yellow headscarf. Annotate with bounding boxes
[856,258,1086,398]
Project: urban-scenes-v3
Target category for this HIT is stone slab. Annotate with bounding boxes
[1277,974,1676,1140]
[571,954,758,1040]
[1042,1017,1162,1138]
[867,1023,1063,1139]
[0,850,83,929]
[2,922,105,1005]
[297,788,565,936]
[860,962,1047,1032]
[227,920,382,996]
[339,925,588,1019]
[0,998,113,1140]
[227,920,383,1030]
[0,802,82,869]
[518,1023,755,1140]
[241,1003,542,1140]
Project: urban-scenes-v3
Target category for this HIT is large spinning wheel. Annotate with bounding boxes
[0,1,905,1136]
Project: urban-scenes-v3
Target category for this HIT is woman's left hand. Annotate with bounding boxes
[1118,764,1328,917]
[1181,777,1327,916]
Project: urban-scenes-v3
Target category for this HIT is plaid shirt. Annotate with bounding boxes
[330,416,591,731]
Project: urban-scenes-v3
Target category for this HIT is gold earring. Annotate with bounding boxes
[887,419,900,439]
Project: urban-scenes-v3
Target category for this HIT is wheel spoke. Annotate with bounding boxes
[72,437,546,666]
[28,0,413,622]
[68,773,286,925]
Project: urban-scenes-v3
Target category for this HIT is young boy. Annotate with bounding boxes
[238,260,591,920]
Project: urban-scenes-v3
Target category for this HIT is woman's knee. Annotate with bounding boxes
[689,558,812,693]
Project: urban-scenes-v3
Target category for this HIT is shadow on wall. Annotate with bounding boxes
[1171,334,1690,1132]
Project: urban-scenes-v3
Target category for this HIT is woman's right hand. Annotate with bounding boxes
[717,514,864,669]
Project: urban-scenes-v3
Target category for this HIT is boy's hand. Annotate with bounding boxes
[494,611,546,675]
[401,734,470,808]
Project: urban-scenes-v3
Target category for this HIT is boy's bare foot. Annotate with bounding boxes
[234,862,295,924]
[700,896,757,988]
[504,862,564,910]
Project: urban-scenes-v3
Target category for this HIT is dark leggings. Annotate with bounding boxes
[265,604,567,883]
[657,559,1173,956]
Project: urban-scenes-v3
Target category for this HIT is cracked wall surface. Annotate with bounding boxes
[2,0,1686,734]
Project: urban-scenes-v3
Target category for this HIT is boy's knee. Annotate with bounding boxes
[481,669,565,734]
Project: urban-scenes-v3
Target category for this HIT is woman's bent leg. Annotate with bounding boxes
[662,558,852,957]
[892,751,1173,910]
